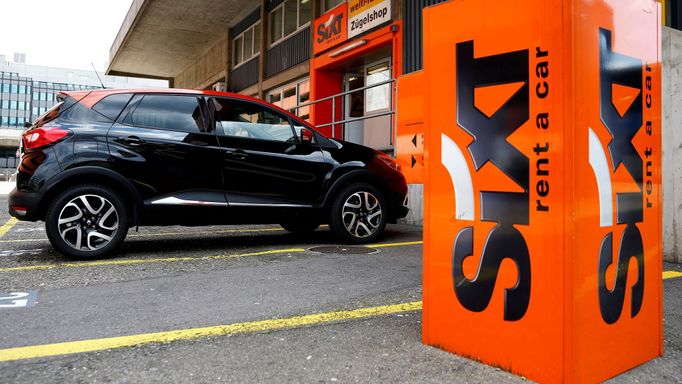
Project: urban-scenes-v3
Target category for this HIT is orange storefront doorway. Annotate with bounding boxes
[309,23,402,152]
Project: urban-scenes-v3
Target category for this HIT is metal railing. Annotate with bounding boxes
[289,79,396,148]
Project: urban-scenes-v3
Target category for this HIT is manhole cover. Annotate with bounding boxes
[310,246,378,255]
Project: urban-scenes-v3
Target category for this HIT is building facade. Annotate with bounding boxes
[107,0,450,153]
[106,0,678,227]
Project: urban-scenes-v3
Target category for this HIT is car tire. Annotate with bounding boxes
[280,221,320,234]
[45,184,129,259]
[329,182,387,244]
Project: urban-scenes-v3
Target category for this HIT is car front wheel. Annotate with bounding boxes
[329,183,386,244]
[45,184,129,259]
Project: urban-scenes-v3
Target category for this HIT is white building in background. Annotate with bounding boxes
[0,54,168,171]
[0,55,168,130]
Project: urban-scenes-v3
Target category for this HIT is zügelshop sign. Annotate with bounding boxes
[347,0,391,38]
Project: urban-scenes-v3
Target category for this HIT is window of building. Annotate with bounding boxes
[323,0,345,12]
[666,0,681,30]
[33,92,39,100]
[1,100,7,109]
[365,62,390,112]
[10,84,17,93]
[233,22,261,67]
[212,97,296,142]
[1,84,8,93]
[18,101,25,111]
[19,85,26,94]
[127,95,206,133]
[267,78,310,121]
[10,100,17,110]
[269,0,312,46]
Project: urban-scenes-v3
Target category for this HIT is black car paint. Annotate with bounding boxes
[9,92,408,227]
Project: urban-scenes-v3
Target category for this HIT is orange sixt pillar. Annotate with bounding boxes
[420,0,662,382]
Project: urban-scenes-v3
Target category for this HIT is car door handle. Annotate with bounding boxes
[118,136,145,146]
[226,150,249,160]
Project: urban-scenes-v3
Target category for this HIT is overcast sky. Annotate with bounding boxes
[0,0,133,72]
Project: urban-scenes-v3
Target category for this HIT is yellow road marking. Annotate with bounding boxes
[663,271,682,280]
[0,218,18,239]
[370,240,423,248]
[0,301,422,363]
[0,226,287,244]
[0,248,306,272]
[0,225,331,243]
[0,239,423,272]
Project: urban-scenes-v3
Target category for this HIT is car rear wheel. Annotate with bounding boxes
[45,184,129,259]
[329,183,386,244]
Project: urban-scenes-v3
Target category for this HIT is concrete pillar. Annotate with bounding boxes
[225,28,232,90]
[258,0,268,99]
[662,26,682,263]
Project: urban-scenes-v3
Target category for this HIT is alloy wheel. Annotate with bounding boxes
[57,194,119,251]
[341,191,383,238]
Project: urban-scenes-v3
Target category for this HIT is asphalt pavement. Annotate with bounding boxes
[0,195,680,383]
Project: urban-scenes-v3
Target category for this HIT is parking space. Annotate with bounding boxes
[0,194,681,383]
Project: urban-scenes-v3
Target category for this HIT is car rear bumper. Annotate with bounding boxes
[8,187,42,221]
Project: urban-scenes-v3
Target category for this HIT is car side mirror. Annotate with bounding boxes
[24,121,32,129]
[300,128,314,144]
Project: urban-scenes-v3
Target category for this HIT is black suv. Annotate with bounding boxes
[8,89,408,259]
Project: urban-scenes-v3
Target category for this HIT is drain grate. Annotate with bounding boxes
[310,246,378,255]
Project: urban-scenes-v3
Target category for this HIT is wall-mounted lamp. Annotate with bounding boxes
[328,40,368,58]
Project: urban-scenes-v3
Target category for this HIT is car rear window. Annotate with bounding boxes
[33,101,64,127]
[58,99,111,124]
[92,93,133,121]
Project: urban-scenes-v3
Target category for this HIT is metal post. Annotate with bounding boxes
[331,95,336,138]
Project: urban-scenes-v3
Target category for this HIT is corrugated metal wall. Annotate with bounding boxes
[265,27,311,78]
[231,57,260,92]
[403,0,448,74]
[266,0,286,11]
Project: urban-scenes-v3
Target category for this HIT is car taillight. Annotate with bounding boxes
[376,151,402,173]
[22,127,71,150]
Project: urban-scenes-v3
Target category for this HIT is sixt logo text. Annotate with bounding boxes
[317,13,344,44]
[441,41,532,321]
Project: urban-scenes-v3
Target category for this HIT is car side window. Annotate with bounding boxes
[92,93,133,121]
[127,95,209,133]
[212,98,296,143]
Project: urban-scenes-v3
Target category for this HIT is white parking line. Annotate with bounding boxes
[0,249,45,258]
[0,291,38,309]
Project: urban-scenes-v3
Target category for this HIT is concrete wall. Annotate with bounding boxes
[175,38,227,89]
[400,184,423,226]
[0,128,20,149]
[663,27,682,263]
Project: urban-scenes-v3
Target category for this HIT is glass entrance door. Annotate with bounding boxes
[342,59,392,150]
[343,72,365,145]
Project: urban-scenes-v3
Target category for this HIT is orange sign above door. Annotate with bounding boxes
[313,4,348,55]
